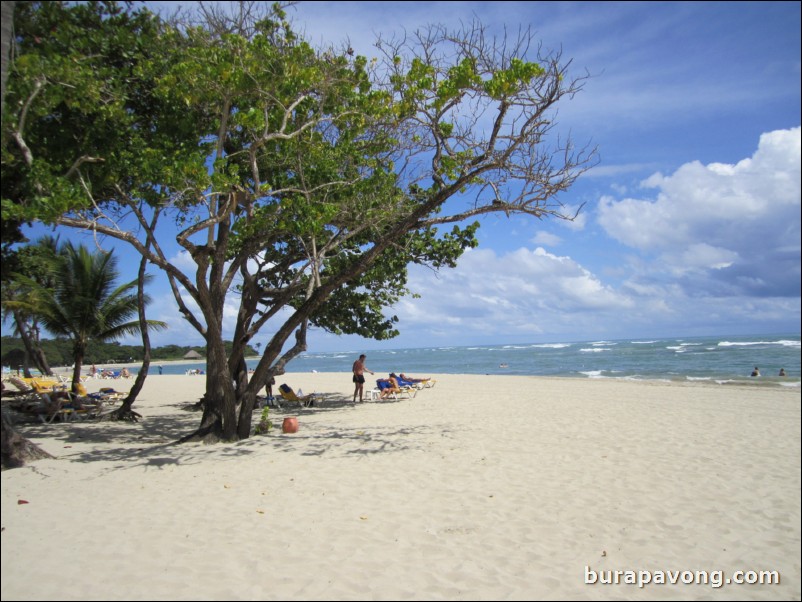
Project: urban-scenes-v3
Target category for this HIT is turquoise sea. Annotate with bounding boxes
[159,333,800,388]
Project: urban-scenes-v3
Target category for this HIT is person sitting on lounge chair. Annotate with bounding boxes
[278,384,316,407]
[390,373,425,393]
[378,376,402,400]
[391,373,421,388]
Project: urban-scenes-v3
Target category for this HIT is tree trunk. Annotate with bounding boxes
[236,321,308,439]
[1,408,53,470]
[71,343,85,395]
[236,387,258,440]
[1,1,14,116]
[178,334,237,443]
[186,214,240,442]
[14,310,52,376]
[207,336,238,439]
[105,255,151,422]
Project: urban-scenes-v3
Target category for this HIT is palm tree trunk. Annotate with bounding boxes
[71,341,85,395]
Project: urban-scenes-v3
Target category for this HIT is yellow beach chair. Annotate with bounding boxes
[278,384,316,408]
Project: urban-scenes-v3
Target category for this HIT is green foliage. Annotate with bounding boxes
[2,1,210,232]
[483,58,545,99]
[0,337,258,367]
[435,58,481,109]
[254,405,272,435]
[306,221,479,339]
[2,2,491,351]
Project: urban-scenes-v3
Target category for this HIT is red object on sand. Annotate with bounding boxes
[18,500,29,505]
[282,417,298,434]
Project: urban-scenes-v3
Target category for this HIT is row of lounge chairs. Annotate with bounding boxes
[87,369,132,379]
[5,375,68,393]
[2,376,126,423]
[372,373,436,401]
[255,373,437,411]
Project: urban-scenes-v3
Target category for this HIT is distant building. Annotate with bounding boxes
[183,349,204,360]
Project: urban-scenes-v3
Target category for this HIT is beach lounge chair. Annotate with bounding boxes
[87,387,127,402]
[376,378,415,400]
[42,394,93,422]
[26,377,66,393]
[278,384,316,408]
[16,391,97,423]
[374,379,396,400]
[27,393,70,423]
[397,374,436,388]
[393,374,430,392]
[7,376,65,394]
[388,374,418,398]
[6,377,35,394]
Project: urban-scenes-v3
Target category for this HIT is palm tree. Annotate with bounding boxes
[1,236,61,377]
[10,242,166,393]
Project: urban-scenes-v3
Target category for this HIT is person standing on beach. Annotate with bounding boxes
[266,375,275,400]
[352,354,374,402]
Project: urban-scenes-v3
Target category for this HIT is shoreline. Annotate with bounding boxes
[34,362,802,390]
[2,373,800,600]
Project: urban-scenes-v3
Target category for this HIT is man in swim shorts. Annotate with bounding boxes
[352,354,374,402]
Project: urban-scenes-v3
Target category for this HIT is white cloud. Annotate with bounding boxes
[597,127,801,297]
[388,246,634,343]
[167,249,196,272]
[531,230,562,246]
[673,243,739,274]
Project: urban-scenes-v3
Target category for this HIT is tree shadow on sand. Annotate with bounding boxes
[7,392,439,469]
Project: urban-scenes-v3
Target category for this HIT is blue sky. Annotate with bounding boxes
[8,1,801,353]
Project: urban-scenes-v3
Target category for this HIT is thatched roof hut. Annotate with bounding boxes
[183,349,204,360]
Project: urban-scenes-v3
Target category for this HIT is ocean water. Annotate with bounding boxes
[160,334,801,388]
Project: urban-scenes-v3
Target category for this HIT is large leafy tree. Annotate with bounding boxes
[8,242,166,392]
[3,2,596,442]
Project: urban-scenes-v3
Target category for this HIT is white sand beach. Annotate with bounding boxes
[1,373,800,601]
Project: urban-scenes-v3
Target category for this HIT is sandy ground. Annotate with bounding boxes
[1,373,800,601]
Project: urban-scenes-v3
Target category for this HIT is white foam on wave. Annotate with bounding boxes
[580,370,673,383]
[580,347,611,353]
[718,339,801,348]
